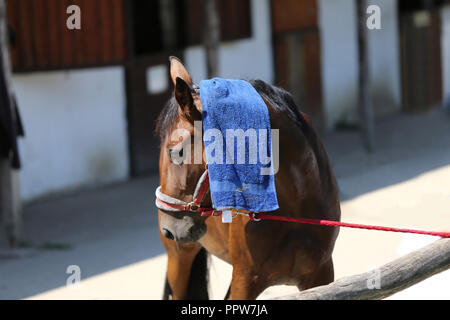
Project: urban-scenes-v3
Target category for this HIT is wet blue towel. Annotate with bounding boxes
[200,78,279,212]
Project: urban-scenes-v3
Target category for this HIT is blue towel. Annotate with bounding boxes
[200,78,279,212]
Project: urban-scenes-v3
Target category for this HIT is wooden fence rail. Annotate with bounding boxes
[274,238,450,300]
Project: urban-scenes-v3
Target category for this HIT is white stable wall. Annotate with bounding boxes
[318,0,359,129]
[318,0,401,129]
[13,67,129,202]
[367,0,401,117]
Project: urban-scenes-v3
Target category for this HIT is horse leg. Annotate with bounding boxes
[186,247,209,299]
[164,241,209,300]
[224,285,231,300]
[228,265,266,300]
[297,258,335,292]
[162,272,172,300]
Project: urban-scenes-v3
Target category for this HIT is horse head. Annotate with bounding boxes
[156,57,210,244]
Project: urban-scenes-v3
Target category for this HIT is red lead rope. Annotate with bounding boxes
[156,168,450,238]
[199,210,450,238]
[248,213,450,238]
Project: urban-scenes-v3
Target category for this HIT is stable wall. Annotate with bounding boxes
[318,0,401,129]
[13,67,129,202]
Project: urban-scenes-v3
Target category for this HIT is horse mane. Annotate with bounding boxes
[248,79,307,133]
[248,79,334,193]
[155,95,179,141]
[154,79,308,141]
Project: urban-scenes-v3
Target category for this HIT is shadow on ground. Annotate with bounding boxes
[0,175,164,299]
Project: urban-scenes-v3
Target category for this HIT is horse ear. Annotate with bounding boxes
[175,77,198,118]
[170,56,193,86]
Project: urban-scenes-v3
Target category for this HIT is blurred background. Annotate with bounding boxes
[0,0,449,299]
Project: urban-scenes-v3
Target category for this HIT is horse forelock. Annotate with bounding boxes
[155,96,180,142]
[156,85,201,143]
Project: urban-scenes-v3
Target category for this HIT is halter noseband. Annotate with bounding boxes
[155,169,218,216]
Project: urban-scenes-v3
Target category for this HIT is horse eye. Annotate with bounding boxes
[169,147,185,165]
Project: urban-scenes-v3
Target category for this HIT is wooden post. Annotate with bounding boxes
[275,238,450,300]
[0,0,22,247]
[0,160,22,247]
[357,0,375,151]
[202,0,220,78]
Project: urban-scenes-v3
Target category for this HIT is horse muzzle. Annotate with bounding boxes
[159,213,207,244]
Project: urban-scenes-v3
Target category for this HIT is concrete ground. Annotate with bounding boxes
[0,109,449,300]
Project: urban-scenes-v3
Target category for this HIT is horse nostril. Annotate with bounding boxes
[162,228,175,240]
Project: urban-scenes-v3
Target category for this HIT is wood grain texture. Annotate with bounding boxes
[7,0,126,71]
[275,238,450,300]
[271,0,317,33]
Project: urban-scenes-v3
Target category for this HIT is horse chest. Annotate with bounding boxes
[198,235,231,264]
[198,220,232,264]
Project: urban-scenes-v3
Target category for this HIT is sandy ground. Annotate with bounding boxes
[0,109,449,300]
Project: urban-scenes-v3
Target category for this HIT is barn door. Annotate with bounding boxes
[398,1,443,111]
[125,0,183,176]
[271,0,323,130]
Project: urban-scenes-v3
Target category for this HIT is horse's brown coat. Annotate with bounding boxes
[157,57,340,300]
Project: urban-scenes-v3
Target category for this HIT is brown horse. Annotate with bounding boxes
[155,57,340,300]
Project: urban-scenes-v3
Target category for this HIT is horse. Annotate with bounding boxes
[155,56,341,300]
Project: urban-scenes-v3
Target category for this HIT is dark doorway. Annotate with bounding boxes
[125,0,185,176]
[398,0,444,111]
